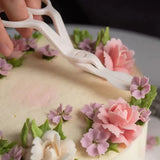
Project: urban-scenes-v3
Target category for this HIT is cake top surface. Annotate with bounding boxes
[0,28,157,160]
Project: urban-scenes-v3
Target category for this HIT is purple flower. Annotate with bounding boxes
[26,38,38,50]
[48,104,72,124]
[12,38,28,51]
[130,76,151,99]
[78,39,95,53]
[37,45,59,57]
[80,128,109,156]
[139,108,151,122]
[81,103,103,120]
[2,145,23,160]
[0,58,12,76]
[146,136,159,150]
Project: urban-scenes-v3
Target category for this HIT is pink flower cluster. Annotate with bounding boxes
[37,45,59,57]
[81,128,109,156]
[130,76,151,100]
[48,104,73,124]
[147,136,160,150]
[81,103,102,121]
[2,145,23,160]
[0,58,12,76]
[78,39,95,53]
[138,108,151,122]
[9,38,38,59]
[80,98,142,156]
[9,37,58,59]
[95,38,135,74]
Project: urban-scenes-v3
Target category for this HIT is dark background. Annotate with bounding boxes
[51,0,160,38]
[0,0,159,38]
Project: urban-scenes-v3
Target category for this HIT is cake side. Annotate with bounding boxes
[0,29,157,160]
[0,52,146,160]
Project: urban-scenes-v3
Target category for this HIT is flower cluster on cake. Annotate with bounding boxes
[0,27,157,160]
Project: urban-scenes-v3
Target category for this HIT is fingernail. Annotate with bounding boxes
[0,42,12,56]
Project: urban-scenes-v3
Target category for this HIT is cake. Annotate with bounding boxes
[0,28,157,160]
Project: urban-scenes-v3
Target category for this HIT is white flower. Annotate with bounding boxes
[30,130,76,160]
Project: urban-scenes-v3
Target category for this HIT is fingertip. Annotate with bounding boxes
[17,28,33,38]
[0,42,13,57]
[0,18,13,56]
[34,15,43,21]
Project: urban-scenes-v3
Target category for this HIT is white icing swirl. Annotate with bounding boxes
[30,130,76,160]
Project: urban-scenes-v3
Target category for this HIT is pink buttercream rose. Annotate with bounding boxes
[95,38,135,74]
[97,98,141,146]
[8,38,27,59]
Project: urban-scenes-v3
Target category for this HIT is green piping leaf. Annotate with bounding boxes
[31,119,43,138]
[21,118,30,147]
[0,140,17,155]
[130,85,157,109]
[53,119,66,140]
[39,119,51,135]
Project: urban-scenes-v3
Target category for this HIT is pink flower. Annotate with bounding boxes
[97,98,141,146]
[8,51,25,60]
[9,38,34,59]
[0,58,12,76]
[78,39,95,53]
[2,145,23,160]
[139,108,151,122]
[26,38,37,50]
[48,104,72,124]
[95,38,135,74]
[80,128,109,156]
[12,38,27,51]
[130,76,151,99]
[37,45,59,57]
[81,103,103,120]
[146,136,159,150]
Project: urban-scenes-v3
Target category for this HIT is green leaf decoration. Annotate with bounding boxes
[39,119,51,135]
[14,34,22,40]
[31,119,43,138]
[0,54,5,58]
[85,118,93,132]
[101,27,110,45]
[24,50,34,55]
[0,139,17,155]
[53,119,66,140]
[95,27,110,48]
[130,85,157,109]
[0,75,5,79]
[136,120,145,126]
[21,118,30,147]
[156,136,160,145]
[7,57,24,68]
[129,97,141,106]
[95,31,101,49]
[140,85,157,109]
[107,143,119,153]
[73,28,92,46]
[32,31,42,39]
[42,55,56,60]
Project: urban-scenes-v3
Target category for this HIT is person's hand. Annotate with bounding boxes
[0,0,42,56]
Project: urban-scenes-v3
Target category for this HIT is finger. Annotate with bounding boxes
[0,0,33,38]
[25,0,42,20]
[0,18,13,56]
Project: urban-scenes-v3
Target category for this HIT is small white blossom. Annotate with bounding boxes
[30,130,76,160]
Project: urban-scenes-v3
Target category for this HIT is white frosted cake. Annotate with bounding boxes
[0,28,157,160]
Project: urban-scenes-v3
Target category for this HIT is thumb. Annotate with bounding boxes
[0,18,13,56]
[1,0,33,38]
